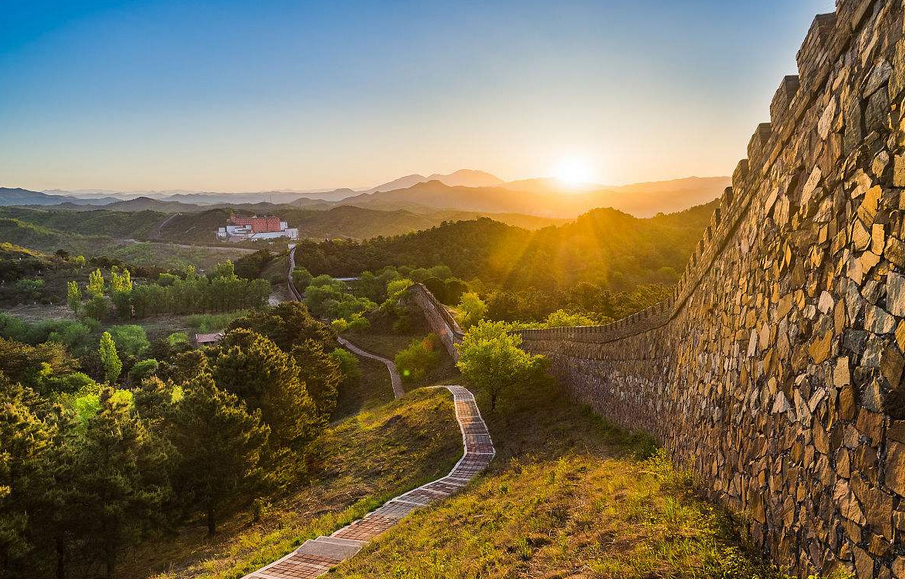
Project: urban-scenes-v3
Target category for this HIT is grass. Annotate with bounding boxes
[330,378,810,579]
[333,355,397,419]
[184,311,249,333]
[341,332,418,360]
[120,388,461,579]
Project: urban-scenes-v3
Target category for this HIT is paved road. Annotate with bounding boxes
[241,385,494,579]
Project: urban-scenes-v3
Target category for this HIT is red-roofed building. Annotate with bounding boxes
[230,215,282,233]
[217,214,298,242]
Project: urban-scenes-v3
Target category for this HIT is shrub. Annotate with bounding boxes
[395,334,441,384]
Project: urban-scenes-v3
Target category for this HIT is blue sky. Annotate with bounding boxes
[0,0,835,192]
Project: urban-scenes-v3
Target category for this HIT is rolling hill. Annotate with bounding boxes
[5,173,729,218]
[333,176,729,218]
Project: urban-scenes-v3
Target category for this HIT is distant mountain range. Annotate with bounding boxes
[2,171,730,218]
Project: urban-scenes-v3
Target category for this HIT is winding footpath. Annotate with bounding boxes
[337,337,404,399]
[241,247,495,578]
[241,385,494,579]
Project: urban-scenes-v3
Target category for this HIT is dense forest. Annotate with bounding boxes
[293,202,716,292]
[0,301,350,579]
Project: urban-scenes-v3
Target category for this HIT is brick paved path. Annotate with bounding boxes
[241,385,494,579]
[336,337,404,399]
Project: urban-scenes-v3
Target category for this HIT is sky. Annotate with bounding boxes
[0,0,836,193]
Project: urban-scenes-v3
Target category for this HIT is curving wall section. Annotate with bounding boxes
[405,283,465,361]
[514,1,905,576]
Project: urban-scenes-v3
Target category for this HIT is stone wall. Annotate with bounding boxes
[516,1,905,576]
[405,283,465,361]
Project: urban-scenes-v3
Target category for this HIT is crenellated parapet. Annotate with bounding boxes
[515,1,905,576]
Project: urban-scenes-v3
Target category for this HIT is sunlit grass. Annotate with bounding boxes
[122,388,460,579]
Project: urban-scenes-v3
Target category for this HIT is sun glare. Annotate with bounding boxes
[552,156,593,188]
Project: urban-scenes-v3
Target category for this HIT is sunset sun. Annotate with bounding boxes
[552,156,593,187]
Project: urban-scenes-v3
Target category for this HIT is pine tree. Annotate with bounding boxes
[86,269,105,298]
[77,388,169,578]
[66,281,81,315]
[0,373,55,577]
[168,374,268,534]
[212,329,319,448]
[290,339,342,420]
[98,332,122,383]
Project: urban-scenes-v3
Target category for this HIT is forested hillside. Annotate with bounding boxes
[294,201,717,292]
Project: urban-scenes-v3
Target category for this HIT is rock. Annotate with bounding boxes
[840,386,857,420]
[858,186,882,226]
[892,557,905,579]
[886,237,905,268]
[772,391,791,415]
[809,329,834,364]
[873,151,890,178]
[865,304,896,333]
[888,273,905,316]
[886,441,905,497]
[882,345,905,388]
[853,545,875,579]
[853,220,872,251]
[896,156,905,187]
[802,166,822,207]
[873,224,886,255]
[861,379,884,413]
[897,321,905,351]
[864,59,893,97]
[835,357,852,387]
[819,98,838,140]
[835,479,867,524]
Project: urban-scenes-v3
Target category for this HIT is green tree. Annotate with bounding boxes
[109,269,132,293]
[457,292,487,329]
[290,340,342,419]
[330,347,361,382]
[228,302,333,351]
[0,337,76,394]
[168,374,269,534]
[292,266,313,291]
[66,281,81,315]
[87,268,105,298]
[129,359,159,383]
[456,321,546,411]
[84,295,109,321]
[0,374,55,576]
[108,325,150,359]
[210,260,236,280]
[212,329,319,448]
[77,387,169,578]
[99,332,122,383]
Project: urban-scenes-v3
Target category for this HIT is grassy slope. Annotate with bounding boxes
[331,379,801,579]
[123,388,460,579]
[333,355,396,419]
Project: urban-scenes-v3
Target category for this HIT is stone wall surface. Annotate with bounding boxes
[515,1,905,576]
[405,283,465,361]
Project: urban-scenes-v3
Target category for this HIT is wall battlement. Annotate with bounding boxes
[515,1,905,576]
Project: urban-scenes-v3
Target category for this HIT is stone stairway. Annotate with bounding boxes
[242,385,494,579]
